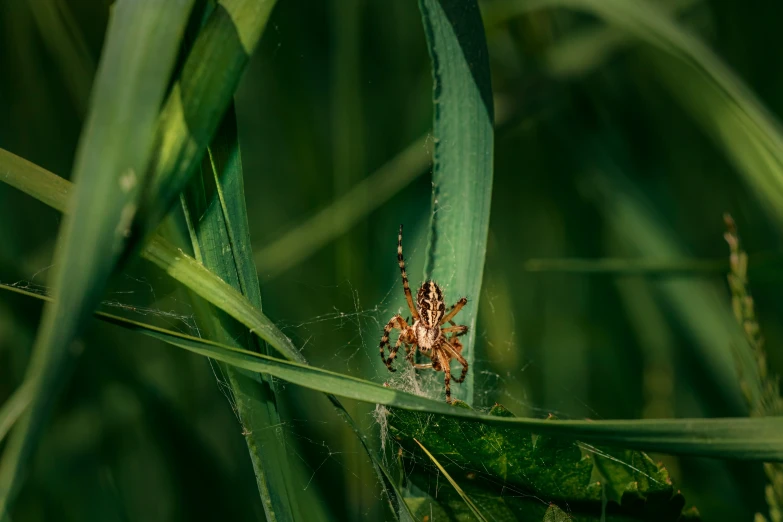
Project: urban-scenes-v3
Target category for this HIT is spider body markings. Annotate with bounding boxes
[379,224,469,403]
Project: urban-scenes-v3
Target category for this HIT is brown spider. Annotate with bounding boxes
[379,224,469,403]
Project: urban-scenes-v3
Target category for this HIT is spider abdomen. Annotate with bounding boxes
[416,280,446,327]
[413,321,440,350]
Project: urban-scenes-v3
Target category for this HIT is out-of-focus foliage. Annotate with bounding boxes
[2,0,783,520]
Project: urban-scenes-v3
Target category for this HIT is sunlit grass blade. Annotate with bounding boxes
[412,438,489,522]
[181,105,300,521]
[134,0,279,247]
[5,281,783,463]
[418,0,494,405]
[482,0,783,233]
[0,1,194,515]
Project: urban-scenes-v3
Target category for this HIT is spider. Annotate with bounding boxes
[379,224,469,403]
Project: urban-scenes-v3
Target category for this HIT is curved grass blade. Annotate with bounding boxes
[181,105,300,521]
[5,281,783,463]
[418,0,494,405]
[134,0,279,248]
[413,438,489,522]
[0,1,194,515]
[482,0,783,234]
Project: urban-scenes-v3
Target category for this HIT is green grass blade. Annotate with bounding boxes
[0,149,70,212]
[3,282,783,462]
[413,438,489,522]
[0,1,194,515]
[135,0,278,245]
[0,385,32,446]
[483,0,783,232]
[418,0,494,405]
[182,105,300,521]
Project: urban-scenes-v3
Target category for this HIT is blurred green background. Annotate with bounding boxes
[1,0,782,520]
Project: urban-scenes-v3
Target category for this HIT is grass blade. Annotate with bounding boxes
[0,0,194,514]
[483,0,783,233]
[412,438,489,522]
[182,105,300,521]
[0,385,32,446]
[135,0,279,247]
[418,0,495,405]
[3,282,783,462]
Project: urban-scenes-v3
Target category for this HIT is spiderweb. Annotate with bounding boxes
[0,242,665,521]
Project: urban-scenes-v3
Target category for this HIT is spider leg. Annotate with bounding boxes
[440,297,467,325]
[405,343,418,364]
[386,335,406,369]
[379,314,408,372]
[442,352,453,403]
[398,224,420,321]
[405,344,432,369]
[443,339,468,384]
[441,325,468,337]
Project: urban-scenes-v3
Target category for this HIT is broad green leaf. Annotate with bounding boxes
[0,0,194,515]
[482,0,783,236]
[181,105,300,521]
[2,156,783,464]
[392,405,699,521]
[418,0,495,404]
[135,0,279,246]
